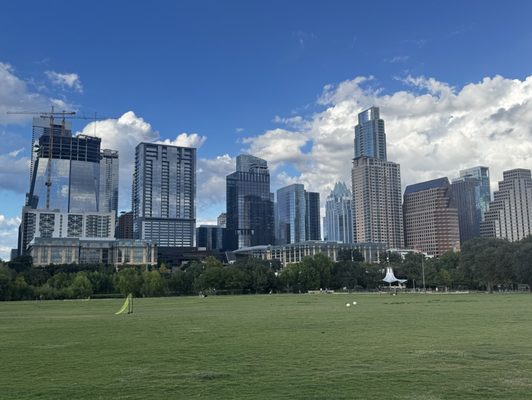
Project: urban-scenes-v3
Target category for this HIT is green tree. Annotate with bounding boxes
[513,236,532,291]
[115,268,143,296]
[141,270,168,297]
[70,272,93,298]
[460,237,513,292]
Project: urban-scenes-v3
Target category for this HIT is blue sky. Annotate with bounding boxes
[2,0,532,259]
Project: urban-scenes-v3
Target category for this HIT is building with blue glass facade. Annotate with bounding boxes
[226,154,274,250]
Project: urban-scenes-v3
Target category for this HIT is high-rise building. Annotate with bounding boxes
[324,182,352,243]
[351,107,404,248]
[217,212,227,228]
[132,142,196,247]
[276,184,306,244]
[19,118,120,255]
[99,149,119,213]
[480,169,532,241]
[196,225,225,250]
[29,132,101,213]
[459,166,491,219]
[226,154,274,249]
[30,117,72,186]
[403,178,460,257]
[305,191,321,241]
[354,106,387,160]
[451,167,490,244]
[116,211,134,239]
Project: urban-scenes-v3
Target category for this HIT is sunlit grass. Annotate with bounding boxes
[1,293,531,399]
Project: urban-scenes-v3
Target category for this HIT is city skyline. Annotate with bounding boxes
[3,1,532,258]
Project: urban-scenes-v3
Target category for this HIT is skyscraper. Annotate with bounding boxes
[226,154,274,249]
[403,177,460,256]
[29,131,101,213]
[305,191,321,241]
[324,182,352,243]
[99,149,119,213]
[451,166,490,244]
[480,169,532,241]
[354,107,387,160]
[276,184,306,245]
[132,142,196,247]
[351,107,404,248]
[18,117,119,255]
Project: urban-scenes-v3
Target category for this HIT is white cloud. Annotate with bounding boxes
[157,133,207,148]
[0,62,69,125]
[241,74,532,215]
[0,152,30,193]
[45,71,83,93]
[197,154,235,212]
[0,214,21,261]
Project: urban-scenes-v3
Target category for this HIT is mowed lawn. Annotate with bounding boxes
[1,294,532,399]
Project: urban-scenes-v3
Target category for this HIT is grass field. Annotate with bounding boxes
[1,293,532,399]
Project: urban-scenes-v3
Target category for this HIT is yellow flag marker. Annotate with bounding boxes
[115,293,133,315]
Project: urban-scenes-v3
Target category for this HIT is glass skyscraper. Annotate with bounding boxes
[354,106,387,160]
[451,166,490,244]
[324,182,352,243]
[276,184,306,244]
[132,142,196,247]
[29,132,101,213]
[99,149,119,213]
[226,154,274,250]
[351,107,404,248]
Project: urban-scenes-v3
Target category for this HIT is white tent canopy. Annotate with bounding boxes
[382,267,407,284]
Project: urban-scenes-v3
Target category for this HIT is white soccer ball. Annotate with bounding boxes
[353,301,357,305]
[346,303,351,307]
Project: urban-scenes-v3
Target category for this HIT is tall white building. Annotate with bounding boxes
[480,169,532,241]
[351,107,404,248]
[324,182,352,243]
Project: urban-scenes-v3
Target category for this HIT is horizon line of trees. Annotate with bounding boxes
[1,236,532,301]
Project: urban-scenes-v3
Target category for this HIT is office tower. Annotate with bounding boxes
[217,212,227,228]
[196,225,225,250]
[116,211,134,239]
[459,166,491,219]
[451,167,489,244]
[30,117,72,186]
[132,142,196,247]
[29,131,101,213]
[99,149,119,213]
[324,182,353,243]
[351,107,404,248]
[305,191,321,240]
[226,154,274,249]
[354,106,387,160]
[480,169,532,241]
[403,178,460,256]
[276,184,306,244]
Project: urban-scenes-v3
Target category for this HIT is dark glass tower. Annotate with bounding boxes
[226,155,274,250]
[305,191,321,240]
[451,166,490,244]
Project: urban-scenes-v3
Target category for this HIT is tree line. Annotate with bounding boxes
[1,236,532,300]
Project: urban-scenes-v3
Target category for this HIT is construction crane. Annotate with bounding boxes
[6,107,117,210]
